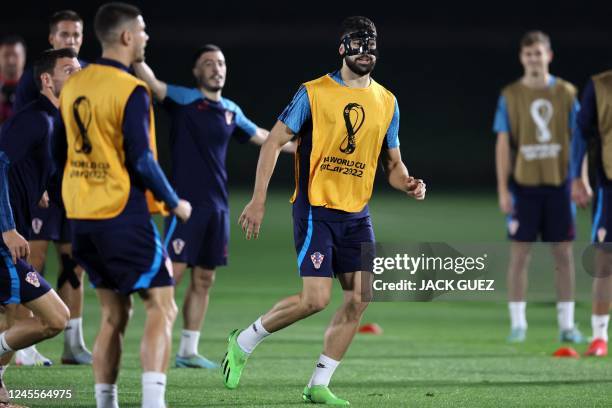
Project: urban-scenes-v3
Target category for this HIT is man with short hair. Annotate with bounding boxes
[493,30,583,343]
[0,47,78,406]
[12,9,91,367]
[0,36,26,129]
[55,3,191,407]
[134,46,294,369]
[223,16,426,405]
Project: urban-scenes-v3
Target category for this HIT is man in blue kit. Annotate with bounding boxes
[0,48,78,406]
[13,10,91,366]
[134,46,294,369]
[55,4,191,407]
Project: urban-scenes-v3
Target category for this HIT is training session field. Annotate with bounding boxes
[7,190,612,407]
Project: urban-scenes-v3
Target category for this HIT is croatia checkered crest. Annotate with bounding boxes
[311,251,324,269]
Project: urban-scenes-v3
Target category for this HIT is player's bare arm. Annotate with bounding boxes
[239,120,295,240]
[249,127,297,153]
[495,131,512,213]
[571,154,593,208]
[2,229,29,264]
[382,147,426,200]
[132,61,167,100]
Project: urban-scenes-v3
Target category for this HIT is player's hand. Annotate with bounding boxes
[498,188,512,214]
[2,229,30,264]
[38,191,49,208]
[571,178,593,209]
[172,199,192,223]
[405,177,426,200]
[239,200,265,240]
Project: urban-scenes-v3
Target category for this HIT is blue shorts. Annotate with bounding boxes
[294,216,375,277]
[72,219,173,295]
[591,186,612,243]
[0,245,51,305]
[30,202,72,243]
[507,182,575,242]
[163,206,229,269]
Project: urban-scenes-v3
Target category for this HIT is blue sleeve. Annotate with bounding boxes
[493,95,510,133]
[123,86,179,209]
[14,69,40,111]
[0,152,15,232]
[165,84,202,106]
[570,80,598,179]
[278,85,311,134]
[384,98,400,149]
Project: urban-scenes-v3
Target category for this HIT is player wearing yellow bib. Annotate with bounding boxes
[222,16,426,405]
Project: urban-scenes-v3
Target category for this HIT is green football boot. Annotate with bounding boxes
[302,385,350,405]
[221,329,249,389]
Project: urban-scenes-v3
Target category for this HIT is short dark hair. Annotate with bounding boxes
[0,35,26,50]
[94,2,141,45]
[520,30,551,49]
[340,16,377,39]
[33,48,78,91]
[49,10,83,33]
[192,44,222,66]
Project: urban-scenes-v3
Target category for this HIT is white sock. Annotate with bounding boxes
[65,318,87,352]
[592,314,610,342]
[556,301,575,331]
[237,317,270,354]
[142,372,166,408]
[178,330,200,357]
[95,383,118,408]
[0,332,13,357]
[307,354,340,387]
[508,302,527,329]
[0,364,6,382]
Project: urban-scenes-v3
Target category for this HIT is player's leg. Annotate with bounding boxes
[15,239,53,366]
[92,288,132,408]
[586,187,612,356]
[56,241,92,364]
[505,188,540,342]
[176,267,217,368]
[177,208,225,369]
[0,352,11,404]
[222,277,333,389]
[140,286,177,408]
[545,183,583,342]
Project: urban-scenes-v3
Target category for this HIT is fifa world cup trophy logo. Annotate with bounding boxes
[339,103,365,154]
[73,96,93,154]
[530,98,554,143]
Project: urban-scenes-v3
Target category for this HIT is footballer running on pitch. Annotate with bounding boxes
[223,16,426,405]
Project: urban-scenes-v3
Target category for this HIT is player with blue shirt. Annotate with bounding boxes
[0,48,78,406]
[223,16,426,405]
[570,70,612,357]
[493,31,583,343]
[133,45,294,369]
[13,10,92,367]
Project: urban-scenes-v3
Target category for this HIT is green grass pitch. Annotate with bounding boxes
[5,190,612,407]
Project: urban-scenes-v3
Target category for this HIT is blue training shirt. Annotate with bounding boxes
[0,95,56,238]
[163,84,258,209]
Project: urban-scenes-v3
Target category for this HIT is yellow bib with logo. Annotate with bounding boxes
[502,78,576,186]
[59,63,167,219]
[291,74,396,213]
[593,71,612,179]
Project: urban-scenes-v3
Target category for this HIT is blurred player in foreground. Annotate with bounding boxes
[13,9,91,367]
[493,31,583,343]
[54,3,191,407]
[571,69,612,357]
[0,48,78,406]
[223,16,425,405]
[134,46,294,369]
